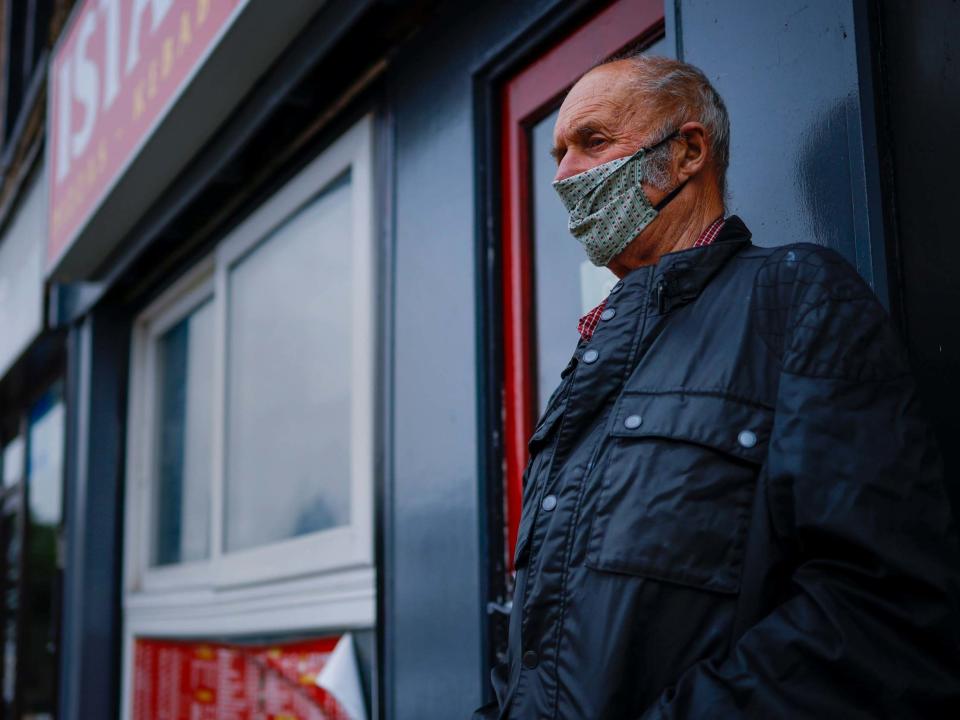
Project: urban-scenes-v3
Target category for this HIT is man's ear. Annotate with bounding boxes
[676,121,709,182]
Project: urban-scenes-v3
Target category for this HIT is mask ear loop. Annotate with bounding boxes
[644,129,682,153]
[633,128,682,191]
[641,129,687,211]
[653,178,689,211]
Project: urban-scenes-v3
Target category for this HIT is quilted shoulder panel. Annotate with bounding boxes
[752,243,909,381]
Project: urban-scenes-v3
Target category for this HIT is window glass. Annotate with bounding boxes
[21,386,64,718]
[224,174,353,552]
[530,108,605,412]
[0,490,20,710]
[27,399,64,526]
[2,438,23,487]
[0,439,23,712]
[529,37,668,412]
[154,300,214,566]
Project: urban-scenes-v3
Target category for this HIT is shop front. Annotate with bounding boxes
[7,0,953,717]
[46,1,384,717]
[0,157,65,720]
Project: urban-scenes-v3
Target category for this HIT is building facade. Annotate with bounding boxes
[0,0,955,718]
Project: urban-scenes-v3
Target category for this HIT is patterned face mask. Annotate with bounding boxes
[552,130,687,266]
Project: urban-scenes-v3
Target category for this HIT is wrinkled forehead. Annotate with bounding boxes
[552,62,651,143]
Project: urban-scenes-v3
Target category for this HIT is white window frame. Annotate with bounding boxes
[126,258,215,593]
[121,115,377,719]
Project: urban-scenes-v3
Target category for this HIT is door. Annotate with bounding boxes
[499,0,667,569]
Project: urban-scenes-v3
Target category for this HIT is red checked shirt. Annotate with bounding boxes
[577,217,725,341]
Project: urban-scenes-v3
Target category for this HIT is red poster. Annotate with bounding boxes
[48,0,247,271]
[132,636,353,720]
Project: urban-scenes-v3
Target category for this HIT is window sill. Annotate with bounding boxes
[123,564,376,636]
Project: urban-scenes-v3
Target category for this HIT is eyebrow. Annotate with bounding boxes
[549,123,606,161]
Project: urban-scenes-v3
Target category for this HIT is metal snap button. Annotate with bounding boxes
[624,414,642,429]
[738,429,758,448]
[541,494,557,511]
[522,650,539,669]
[600,307,616,321]
[583,349,599,364]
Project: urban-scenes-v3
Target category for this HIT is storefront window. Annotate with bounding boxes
[225,176,353,552]
[22,389,65,718]
[123,115,376,718]
[27,397,64,526]
[0,385,64,719]
[154,300,214,566]
[124,115,376,642]
[0,436,23,712]
[0,494,19,712]
[1,439,22,489]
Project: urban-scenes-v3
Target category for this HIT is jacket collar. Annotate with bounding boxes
[648,215,752,314]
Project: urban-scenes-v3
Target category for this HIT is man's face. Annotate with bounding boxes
[551,61,663,183]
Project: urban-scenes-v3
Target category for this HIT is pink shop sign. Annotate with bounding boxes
[47,0,245,273]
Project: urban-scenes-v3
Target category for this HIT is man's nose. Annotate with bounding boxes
[554,154,587,183]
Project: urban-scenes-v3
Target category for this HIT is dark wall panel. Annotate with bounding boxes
[877,0,960,511]
[679,0,887,298]
[387,1,560,716]
[58,309,128,720]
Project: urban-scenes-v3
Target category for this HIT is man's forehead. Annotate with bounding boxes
[554,63,643,139]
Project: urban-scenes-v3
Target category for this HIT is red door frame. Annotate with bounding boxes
[500,0,665,565]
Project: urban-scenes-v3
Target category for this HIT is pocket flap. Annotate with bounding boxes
[527,397,566,454]
[610,391,773,464]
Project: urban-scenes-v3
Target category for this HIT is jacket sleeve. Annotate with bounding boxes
[641,245,960,718]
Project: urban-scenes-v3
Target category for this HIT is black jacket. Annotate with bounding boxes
[475,217,960,719]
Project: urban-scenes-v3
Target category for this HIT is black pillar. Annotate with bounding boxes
[58,307,129,720]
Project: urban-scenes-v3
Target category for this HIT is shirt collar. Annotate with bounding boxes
[578,215,734,339]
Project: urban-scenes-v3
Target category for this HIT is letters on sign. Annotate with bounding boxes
[48,0,244,271]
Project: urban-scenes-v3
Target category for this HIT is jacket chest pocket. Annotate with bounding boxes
[585,391,772,594]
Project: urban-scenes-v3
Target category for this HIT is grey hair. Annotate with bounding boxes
[600,53,731,201]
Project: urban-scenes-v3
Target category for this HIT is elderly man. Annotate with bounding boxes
[474,54,960,719]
